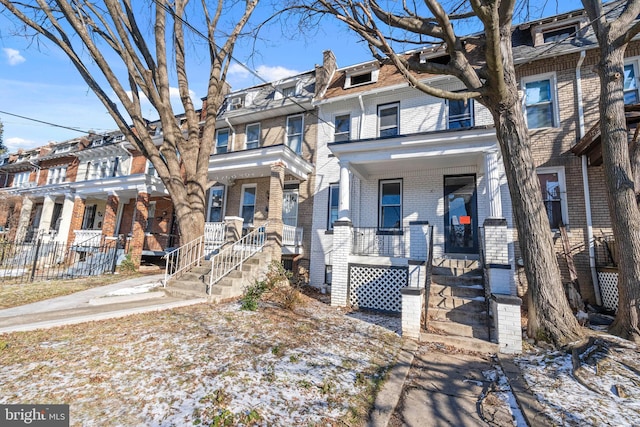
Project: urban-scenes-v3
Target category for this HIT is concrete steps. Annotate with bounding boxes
[426,258,490,341]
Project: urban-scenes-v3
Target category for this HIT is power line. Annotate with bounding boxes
[0,110,93,134]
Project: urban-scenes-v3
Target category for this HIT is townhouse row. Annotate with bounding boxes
[0,4,631,316]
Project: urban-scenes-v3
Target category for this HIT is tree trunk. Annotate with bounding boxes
[596,47,640,342]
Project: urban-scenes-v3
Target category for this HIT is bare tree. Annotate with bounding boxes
[291,0,583,345]
[582,0,640,342]
[0,0,258,252]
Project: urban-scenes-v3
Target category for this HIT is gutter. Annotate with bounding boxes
[575,49,602,306]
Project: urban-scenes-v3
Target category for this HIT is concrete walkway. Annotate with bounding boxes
[0,274,206,333]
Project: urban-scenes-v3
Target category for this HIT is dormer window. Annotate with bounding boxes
[531,17,587,47]
[344,63,380,88]
[229,96,245,110]
[281,85,297,98]
[54,145,71,154]
[542,26,576,44]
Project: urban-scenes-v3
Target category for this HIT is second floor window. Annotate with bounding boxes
[216,129,230,154]
[245,124,260,149]
[334,114,350,142]
[286,115,303,154]
[448,99,473,129]
[85,157,120,180]
[47,166,67,185]
[523,75,557,129]
[13,171,30,188]
[378,103,399,137]
[624,63,639,104]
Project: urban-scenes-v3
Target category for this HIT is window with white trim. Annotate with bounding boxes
[624,63,639,105]
[378,103,399,137]
[47,166,67,185]
[542,26,576,44]
[245,123,260,149]
[286,115,303,154]
[328,183,339,229]
[208,185,225,222]
[523,74,558,129]
[216,128,230,154]
[13,171,30,188]
[281,85,297,98]
[379,179,402,230]
[537,167,568,230]
[240,185,257,226]
[344,65,380,88]
[448,99,474,129]
[334,114,350,142]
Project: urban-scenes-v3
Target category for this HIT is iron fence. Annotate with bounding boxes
[351,227,409,257]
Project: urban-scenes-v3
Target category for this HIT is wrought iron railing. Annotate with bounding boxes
[351,227,409,257]
[73,229,103,246]
[208,223,267,293]
[164,235,204,285]
[282,224,303,246]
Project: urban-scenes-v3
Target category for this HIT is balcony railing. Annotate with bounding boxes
[73,230,103,247]
[204,222,225,246]
[282,224,303,246]
[352,227,409,257]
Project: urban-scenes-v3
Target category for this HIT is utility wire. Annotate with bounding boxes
[0,110,94,134]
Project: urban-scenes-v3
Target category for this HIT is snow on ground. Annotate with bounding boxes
[106,282,163,296]
[514,335,640,426]
[0,297,403,426]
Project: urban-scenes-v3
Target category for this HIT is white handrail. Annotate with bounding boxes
[204,222,225,245]
[208,223,268,293]
[164,235,204,285]
[282,224,303,246]
[73,230,102,247]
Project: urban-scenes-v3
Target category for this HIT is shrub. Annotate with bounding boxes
[240,261,303,311]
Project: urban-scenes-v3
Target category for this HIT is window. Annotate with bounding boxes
[286,115,303,154]
[208,185,225,222]
[328,184,339,229]
[146,160,158,178]
[111,157,120,177]
[82,204,97,230]
[379,179,402,230]
[542,26,575,44]
[378,103,399,137]
[240,185,256,225]
[12,171,30,188]
[47,166,67,185]
[229,96,244,110]
[334,114,350,142]
[624,63,639,105]
[523,75,557,129]
[146,202,156,233]
[344,65,379,88]
[448,99,473,129]
[51,203,63,232]
[537,167,568,230]
[283,184,299,227]
[216,129,230,154]
[281,85,296,98]
[245,123,260,149]
[351,72,372,86]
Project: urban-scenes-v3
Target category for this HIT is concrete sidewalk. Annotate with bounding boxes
[0,274,206,333]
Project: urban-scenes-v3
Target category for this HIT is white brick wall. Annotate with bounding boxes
[330,223,352,306]
[401,288,424,339]
[492,298,523,354]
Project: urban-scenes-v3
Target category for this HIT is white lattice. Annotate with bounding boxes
[598,271,619,312]
[348,265,408,312]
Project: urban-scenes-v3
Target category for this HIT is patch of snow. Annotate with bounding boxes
[106,282,161,296]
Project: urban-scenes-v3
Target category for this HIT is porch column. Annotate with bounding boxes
[66,196,86,248]
[38,195,56,233]
[131,191,150,268]
[484,149,503,218]
[266,163,285,262]
[103,192,119,238]
[15,197,33,242]
[338,161,351,221]
[331,220,352,307]
[55,194,76,244]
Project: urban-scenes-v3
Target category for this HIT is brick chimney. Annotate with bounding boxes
[315,50,337,99]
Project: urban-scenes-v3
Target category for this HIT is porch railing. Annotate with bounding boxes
[282,224,303,246]
[352,227,409,257]
[73,230,103,247]
[205,222,225,246]
[164,235,204,285]
[208,223,267,293]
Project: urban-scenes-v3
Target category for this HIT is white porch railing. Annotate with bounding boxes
[164,235,204,285]
[208,223,267,294]
[352,227,409,257]
[73,230,103,247]
[282,224,303,246]
[205,222,225,245]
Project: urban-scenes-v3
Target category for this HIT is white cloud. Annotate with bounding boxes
[3,48,26,66]
[120,87,198,120]
[227,63,250,79]
[255,65,301,82]
[5,137,38,152]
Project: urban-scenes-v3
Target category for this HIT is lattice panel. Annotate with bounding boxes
[348,265,408,312]
[598,271,619,312]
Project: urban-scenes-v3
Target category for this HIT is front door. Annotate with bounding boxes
[282,187,299,227]
[444,174,478,254]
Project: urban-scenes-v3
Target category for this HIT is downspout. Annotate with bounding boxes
[225,118,236,150]
[576,50,602,305]
[357,94,365,140]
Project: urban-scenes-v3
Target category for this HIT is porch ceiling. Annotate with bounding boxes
[71,174,167,199]
[329,127,498,179]
[208,144,314,185]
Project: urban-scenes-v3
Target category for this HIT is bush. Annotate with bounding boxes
[240,261,303,311]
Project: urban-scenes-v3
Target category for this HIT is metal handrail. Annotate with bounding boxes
[164,235,204,285]
[207,223,267,294]
[352,227,409,257]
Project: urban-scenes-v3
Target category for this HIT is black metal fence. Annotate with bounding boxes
[351,227,409,257]
[0,234,123,284]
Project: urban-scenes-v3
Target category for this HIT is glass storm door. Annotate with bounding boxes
[444,175,478,254]
[282,189,299,227]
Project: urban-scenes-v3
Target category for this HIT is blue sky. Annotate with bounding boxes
[0,1,585,153]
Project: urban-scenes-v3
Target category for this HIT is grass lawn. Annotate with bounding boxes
[0,295,403,426]
[0,273,143,309]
